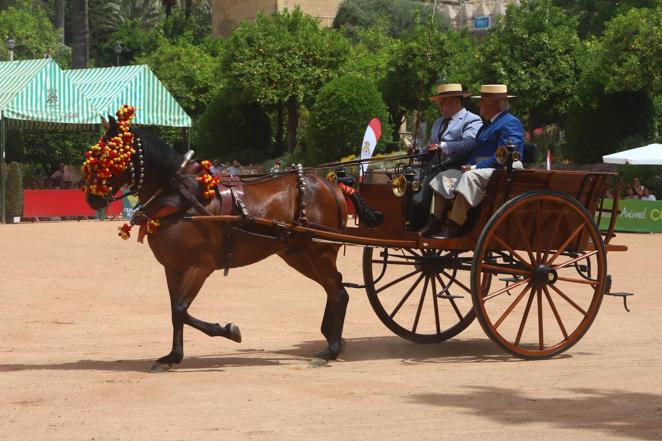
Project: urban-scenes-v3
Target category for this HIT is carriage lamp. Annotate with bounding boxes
[6,37,15,61]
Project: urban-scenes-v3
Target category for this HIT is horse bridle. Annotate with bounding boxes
[104,136,145,204]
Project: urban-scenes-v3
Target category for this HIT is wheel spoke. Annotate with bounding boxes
[430,276,441,334]
[491,234,534,268]
[493,282,532,329]
[535,200,544,262]
[547,223,586,265]
[514,212,536,263]
[435,274,463,321]
[412,276,430,333]
[442,270,472,295]
[549,283,587,316]
[553,251,598,270]
[404,248,422,258]
[480,263,531,276]
[515,287,537,346]
[389,274,426,319]
[371,259,418,266]
[375,269,420,294]
[483,276,531,302]
[556,276,598,286]
[537,288,544,350]
[543,286,569,339]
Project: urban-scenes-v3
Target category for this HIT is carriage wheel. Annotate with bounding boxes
[471,190,606,359]
[363,247,482,343]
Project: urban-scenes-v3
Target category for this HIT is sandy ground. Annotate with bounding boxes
[0,221,660,441]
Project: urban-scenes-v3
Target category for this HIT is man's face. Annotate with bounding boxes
[480,98,501,120]
[437,96,460,118]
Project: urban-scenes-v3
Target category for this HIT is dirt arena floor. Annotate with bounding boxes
[0,221,660,441]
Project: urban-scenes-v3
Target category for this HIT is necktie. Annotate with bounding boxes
[438,118,451,141]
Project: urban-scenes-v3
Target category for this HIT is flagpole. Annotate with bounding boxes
[1,111,6,224]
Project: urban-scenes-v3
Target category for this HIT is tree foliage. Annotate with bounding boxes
[334,0,446,38]
[478,0,584,131]
[0,0,70,64]
[195,86,273,164]
[221,7,351,152]
[307,75,390,164]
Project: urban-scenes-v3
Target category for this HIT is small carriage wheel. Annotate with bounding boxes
[471,190,606,359]
[363,247,482,343]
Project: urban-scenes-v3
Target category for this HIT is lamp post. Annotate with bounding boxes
[6,37,15,61]
[113,42,122,66]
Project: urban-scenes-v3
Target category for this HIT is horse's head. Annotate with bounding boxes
[83,106,141,209]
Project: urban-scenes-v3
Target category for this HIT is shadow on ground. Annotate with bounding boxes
[409,386,661,441]
[0,335,571,373]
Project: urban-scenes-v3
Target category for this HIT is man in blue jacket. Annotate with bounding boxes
[428,84,524,237]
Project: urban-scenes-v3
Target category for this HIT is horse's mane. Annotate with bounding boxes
[133,127,183,178]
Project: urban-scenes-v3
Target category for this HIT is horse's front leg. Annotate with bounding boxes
[150,266,212,373]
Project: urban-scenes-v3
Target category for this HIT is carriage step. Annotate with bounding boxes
[604,292,634,312]
[436,294,464,299]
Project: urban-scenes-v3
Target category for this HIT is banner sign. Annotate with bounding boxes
[597,198,662,233]
[474,16,491,30]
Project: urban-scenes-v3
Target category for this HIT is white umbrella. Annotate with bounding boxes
[603,143,662,165]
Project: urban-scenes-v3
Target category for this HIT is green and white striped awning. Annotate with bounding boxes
[0,58,100,128]
[66,65,192,128]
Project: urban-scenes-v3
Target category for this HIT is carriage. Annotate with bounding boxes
[85,110,630,369]
[190,148,628,360]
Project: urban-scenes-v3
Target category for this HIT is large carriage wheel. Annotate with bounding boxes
[471,190,606,359]
[363,247,482,343]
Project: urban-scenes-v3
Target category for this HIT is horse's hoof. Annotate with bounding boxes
[149,362,172,373]
[308,357,329,368]
[229,323,242,343]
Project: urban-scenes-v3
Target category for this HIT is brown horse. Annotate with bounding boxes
[85,118,349,372]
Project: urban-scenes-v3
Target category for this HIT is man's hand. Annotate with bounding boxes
[427,143,440,151]
[461,165,472,173]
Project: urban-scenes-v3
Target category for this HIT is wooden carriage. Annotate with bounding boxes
[195,163,626,359]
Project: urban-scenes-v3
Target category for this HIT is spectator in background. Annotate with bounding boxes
[226,160,242,176]
[50,163,71,188]
[210,159,223,177]
[632,178,647,199]
[623,185,638,200]
[270,160,282,174]
[642,187,656,201]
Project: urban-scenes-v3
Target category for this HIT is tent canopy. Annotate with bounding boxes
[0,58,100,128]
[603,144,662,165]
[66,65,191,128]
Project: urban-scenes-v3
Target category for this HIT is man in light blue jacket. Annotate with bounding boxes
[421,83,482,236]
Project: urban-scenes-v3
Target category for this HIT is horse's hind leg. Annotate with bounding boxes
[279,244,349,366]
[151,267,239,373]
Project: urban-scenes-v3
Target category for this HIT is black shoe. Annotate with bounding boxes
[442,220,466,238]
[421,216,442,237]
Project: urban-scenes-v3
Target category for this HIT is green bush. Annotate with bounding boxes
[4,162,23,218]
[195,87,273,164]
[306,75,391,164]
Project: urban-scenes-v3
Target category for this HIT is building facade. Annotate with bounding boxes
[212,0,342,37]
[211,0,521,38]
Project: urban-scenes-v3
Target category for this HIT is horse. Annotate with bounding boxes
[84,115,349,372]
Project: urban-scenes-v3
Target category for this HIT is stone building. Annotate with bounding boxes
[435,0,521,32]
[212,0,342,37]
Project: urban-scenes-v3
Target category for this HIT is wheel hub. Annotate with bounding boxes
[532,264,557,287]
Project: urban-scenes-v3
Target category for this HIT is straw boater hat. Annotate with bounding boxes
[471,84,516,99]
[429,83,472,101]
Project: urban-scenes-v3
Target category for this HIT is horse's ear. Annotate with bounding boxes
[108,115,117,130]
[101,116,109,130]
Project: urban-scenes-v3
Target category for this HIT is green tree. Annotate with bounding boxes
[221,7,351,153]
[340,21,398,87]
[136,35,221,119]
[478,0,584,133]
[552,0,660,37]
[307,74,391,164]
[195,86,273,164]
[0,0,70,63]
[334,0,446,38]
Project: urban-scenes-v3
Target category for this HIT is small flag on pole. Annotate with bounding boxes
[546,149,552,171]
[359,118,382,178]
